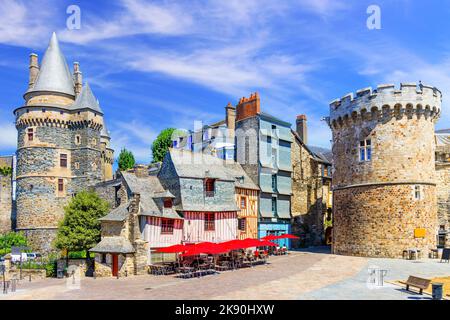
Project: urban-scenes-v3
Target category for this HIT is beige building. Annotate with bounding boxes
[435,129,450,246]
[0,156,14,234]
[291,115,332,247]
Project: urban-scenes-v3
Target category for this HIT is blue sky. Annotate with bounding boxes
[0,0,449,163]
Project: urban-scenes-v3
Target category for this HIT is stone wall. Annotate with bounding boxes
[333,184,437,257]
[15,116,104,252]
[436,144,450,231]
[0,174,12,234]
[291,135,330,246]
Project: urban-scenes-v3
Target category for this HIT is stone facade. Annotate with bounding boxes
[0,156,13,234]
[291,128,332,247]
[435,129,450,246]
[329,83,441,258]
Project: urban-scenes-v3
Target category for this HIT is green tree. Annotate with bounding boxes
[117,148,135,171]
[0,166,12,176]
[151,128,176,163]
[0,232,28,256]
[54,191,109,270]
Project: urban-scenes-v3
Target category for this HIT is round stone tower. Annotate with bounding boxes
[329,83,441,258]
[13,33,112,252]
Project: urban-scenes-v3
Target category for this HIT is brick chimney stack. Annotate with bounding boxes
[28,53,39,90]
[73,62,82,97]
[225,102,236,138]
[296,115,308,144]
[133,164,148,178]
[236,92,260,122]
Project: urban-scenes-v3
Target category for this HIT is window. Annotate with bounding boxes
[359,139,372,162]
[272,174,277,192]
[240,197,247,209]
[204,213,215,231]
[75,135,81,145]
[271,197,277,215]
[101,253,106,263]
[414,185,422,200]
[58,179,64,192]
[238,218,246,231]
[267,136,272,144]
[27,128,34,141]
[60,154,67,168]
[74,162,80,170]
[163,198,173,208]
[204,179,215,197]
[173,140,178,148]
[161,218,174,234]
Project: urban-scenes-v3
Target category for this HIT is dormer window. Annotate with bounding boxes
[163,198,173,208]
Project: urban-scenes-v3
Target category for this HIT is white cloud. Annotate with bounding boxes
[0,120,17,150]
[0,0,56,47]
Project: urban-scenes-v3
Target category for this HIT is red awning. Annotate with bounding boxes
[258,240,278,247]
[156,244,187,253]
[277,234,300,240]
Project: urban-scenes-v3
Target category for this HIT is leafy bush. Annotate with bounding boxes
[0,232,28,255]
[0,166,12,176]
[45,261,57,278]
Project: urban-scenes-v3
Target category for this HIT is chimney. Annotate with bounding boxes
[296,115,308,144]
[73,62,82,96]
[28,53,39,90]
[236,92,261,122]
[225,102,236,138]
[133,164,148,178]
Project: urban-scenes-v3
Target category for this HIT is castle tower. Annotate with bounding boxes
[13,33,113,252]
[329,83,441,258]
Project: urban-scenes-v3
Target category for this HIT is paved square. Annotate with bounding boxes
[2,249,449,300]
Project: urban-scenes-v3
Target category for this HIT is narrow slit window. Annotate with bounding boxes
[58,179,64,192]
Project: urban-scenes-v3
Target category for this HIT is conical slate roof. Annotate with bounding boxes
[71,83,103,114]
[27,32,75,96]
[101,120,110,138]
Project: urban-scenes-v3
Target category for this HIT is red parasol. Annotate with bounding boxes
[277,234,300,239]
[156,244,187,253]
[258,240,278,247]
[261,235,279,241]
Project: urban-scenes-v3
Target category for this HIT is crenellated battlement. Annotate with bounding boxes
[329,83,442,128]
[16,117,104,131]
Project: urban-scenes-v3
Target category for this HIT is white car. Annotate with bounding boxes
[26,253,41,260]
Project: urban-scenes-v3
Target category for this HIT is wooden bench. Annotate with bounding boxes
[404,276,431,294]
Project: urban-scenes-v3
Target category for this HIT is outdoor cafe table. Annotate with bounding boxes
[177,266,195,278]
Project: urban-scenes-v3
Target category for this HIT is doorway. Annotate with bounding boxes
[112,254,119,277]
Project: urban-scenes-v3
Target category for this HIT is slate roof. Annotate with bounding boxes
[27,33,75,97]
[99,203,130,222]
[90,237,135,254]
[101,121,110,138]
[307,145,332,164]
[121,171,182,219]
[169,148,235,180]
[70,83,103,114]
[436,128,450,146]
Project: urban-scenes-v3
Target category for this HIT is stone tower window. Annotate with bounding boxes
[27,128,34,141]
[75,135,81,145]
[74,162,80,170]
[359,139,372,162]
[58,179,64,193]
[60,154,67,168]
[204,179,215,197]
[413,185,423,200]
